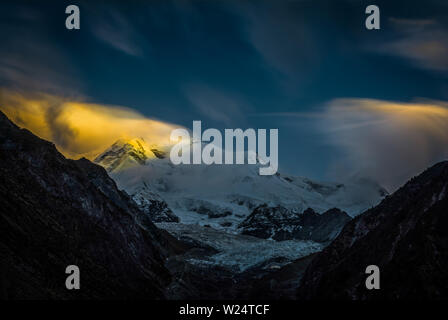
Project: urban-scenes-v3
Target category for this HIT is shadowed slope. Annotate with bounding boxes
[0,111,182,299]
[298,161,448,299]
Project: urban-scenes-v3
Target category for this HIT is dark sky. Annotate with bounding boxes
[1,0,448,189]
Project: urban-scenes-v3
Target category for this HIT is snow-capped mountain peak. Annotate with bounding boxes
[94,138,168,172]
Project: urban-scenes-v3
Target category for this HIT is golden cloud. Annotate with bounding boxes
[0,89,182,160]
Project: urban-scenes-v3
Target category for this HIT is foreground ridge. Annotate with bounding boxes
[0,111,183,299]
[298,160,448,299]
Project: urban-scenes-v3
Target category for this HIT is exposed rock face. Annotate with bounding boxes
[0,111,183,299]
[238,205,351,243]
[150,148,167,159]
[298,161,448,300]
[131,185,179,223]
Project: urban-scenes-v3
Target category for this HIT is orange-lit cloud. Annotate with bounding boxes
[0,89,182,160]
[373,18,448,72]
[322,98,448,191]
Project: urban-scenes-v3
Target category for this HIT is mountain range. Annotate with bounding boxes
[94,138,387,231]
[1,109,447,299]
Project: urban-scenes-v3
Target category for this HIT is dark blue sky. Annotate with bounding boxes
[1,0,448,187]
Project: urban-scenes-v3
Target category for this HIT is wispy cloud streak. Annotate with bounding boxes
[320,98,448,190]
[373,18,448,73]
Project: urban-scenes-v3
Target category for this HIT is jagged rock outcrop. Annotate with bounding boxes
[131,185,179,222]
[298,161,448,299]
[0,111,184,299]
[238,205,351,243]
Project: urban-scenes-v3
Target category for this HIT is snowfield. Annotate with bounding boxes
[95,139,387,232]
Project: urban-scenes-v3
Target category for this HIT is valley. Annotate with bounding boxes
[2,109,447,300]
[91,135,389,298]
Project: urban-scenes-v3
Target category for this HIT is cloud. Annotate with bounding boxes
[0,12,82,95]
[92,11,145,57]
[184,84,249,126]
[0,90,182,159]
[320,98,448,191]
[248,111,323,119]
[232,1,319,82]
[373,18,448,72]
